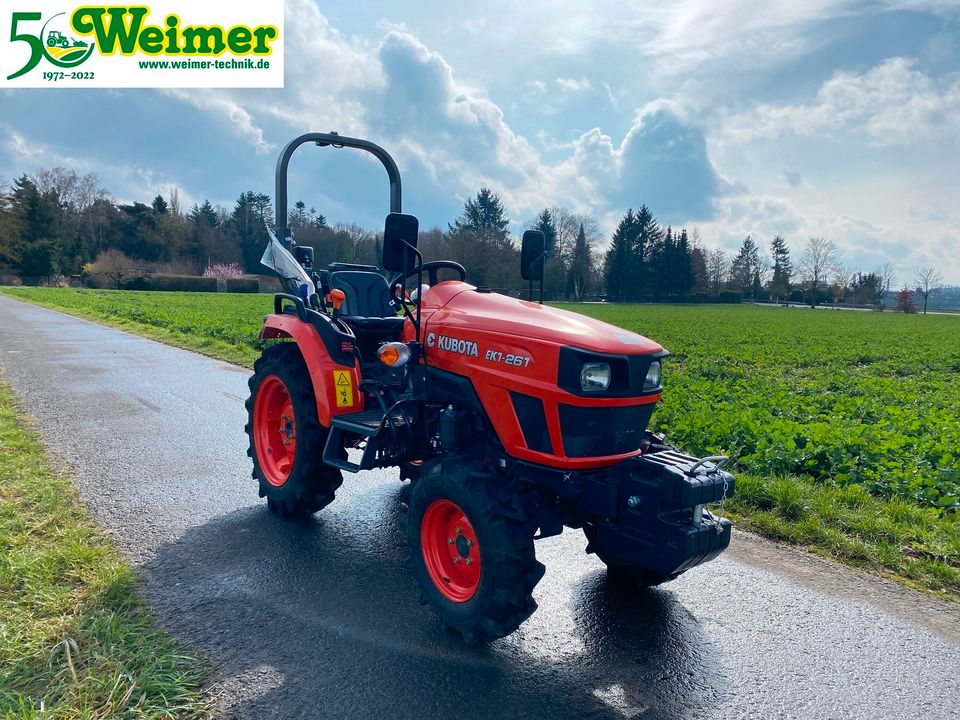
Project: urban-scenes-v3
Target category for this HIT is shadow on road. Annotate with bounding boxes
[143,483,725,719]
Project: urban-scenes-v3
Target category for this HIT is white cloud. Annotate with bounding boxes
[556,77,591,92]
[1,125,195,207]
[163,19,724,224]
[725,57,960,146]
[695,190,958,283]
[162,91,274,155]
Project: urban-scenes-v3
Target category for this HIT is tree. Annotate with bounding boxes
[850,272,883,305]
[688,228,709,294]
[10,175,61,280]
[86,249,137,289]
[831,264,853,304]
[533,208,563,295]
[674,228,695,295]
[229,192,272,273]
[798,237,839,308]
[877,262,896,296]
[913,265,943,314]
[729,236,760,296]
[449,188,516,289]
[604,209,637,301]
[450,188,509,240]
[706,248,728,295]
[289,200,310,229]
[769,235,792,302]
[570,223,593,300]
[0,186,21,272]
[894,287,917,313]
[648,225,673,296]
[189,200,219,227]
[202,262,244,279]
[534,208,558,257]
[152,194,169,214]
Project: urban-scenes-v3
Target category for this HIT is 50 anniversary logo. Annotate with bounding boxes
[2,1,284,88]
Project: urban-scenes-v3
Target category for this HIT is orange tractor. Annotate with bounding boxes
[247,132,734,642]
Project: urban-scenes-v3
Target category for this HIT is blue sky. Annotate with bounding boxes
[1,0,959,283]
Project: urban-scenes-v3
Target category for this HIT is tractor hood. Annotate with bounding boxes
[422,282,664,355]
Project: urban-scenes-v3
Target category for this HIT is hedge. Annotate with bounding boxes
[146,274,218,292]
[225,277,260,293]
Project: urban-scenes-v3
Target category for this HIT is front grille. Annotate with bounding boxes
[559,403,655,457]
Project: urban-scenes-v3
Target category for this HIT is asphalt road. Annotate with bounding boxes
[1,295,958,720]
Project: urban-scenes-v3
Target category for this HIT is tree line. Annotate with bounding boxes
[0,166,948,311]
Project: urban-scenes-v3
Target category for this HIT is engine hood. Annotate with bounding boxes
[422,282,663,355]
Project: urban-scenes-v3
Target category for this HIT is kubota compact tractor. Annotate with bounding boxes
[247,132,734,643]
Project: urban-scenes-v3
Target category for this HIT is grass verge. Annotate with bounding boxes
[728,473,959,600]
[0,375,208,719]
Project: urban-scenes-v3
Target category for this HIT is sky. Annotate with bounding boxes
[1,0,959,284]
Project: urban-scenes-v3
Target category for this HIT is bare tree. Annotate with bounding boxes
[86,249,137,289]
[168,188,182,216]
[34,166,105,212]
[877,262,896,295]
[546,207,602,265]
[831,263,853,304]
[706,248,728,295]
[798,237,839,308]
[914,265,944,314]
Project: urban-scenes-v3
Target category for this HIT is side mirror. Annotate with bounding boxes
[382,212,419,273]
[294,245,314,271]
[521,230,545,281]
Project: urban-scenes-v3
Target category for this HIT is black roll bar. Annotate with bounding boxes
[274,131,402,246]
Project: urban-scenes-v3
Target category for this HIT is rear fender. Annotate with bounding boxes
[260,314,363,426]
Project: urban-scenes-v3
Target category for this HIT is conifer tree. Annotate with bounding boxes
[604,209,636,301]
[769,235,792,301]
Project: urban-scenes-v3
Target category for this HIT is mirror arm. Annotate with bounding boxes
[537,251,548,305]
[400,240,424,335]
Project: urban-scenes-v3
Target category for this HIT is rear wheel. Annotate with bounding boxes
[245,343,343,516]
[408,460,544,643]
[583,524,674,588]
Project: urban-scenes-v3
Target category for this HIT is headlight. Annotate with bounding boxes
[580,362,611,391]
[644,360,661,389]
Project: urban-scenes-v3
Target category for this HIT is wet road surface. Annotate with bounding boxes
[1,295,958,719]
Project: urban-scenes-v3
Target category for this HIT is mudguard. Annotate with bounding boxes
[259,314,364,426]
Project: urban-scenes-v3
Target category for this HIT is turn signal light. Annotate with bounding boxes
[378,342,412,367]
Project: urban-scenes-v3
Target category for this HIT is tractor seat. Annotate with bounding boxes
[329,270,405,334]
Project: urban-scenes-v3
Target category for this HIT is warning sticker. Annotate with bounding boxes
[332,370,354,408]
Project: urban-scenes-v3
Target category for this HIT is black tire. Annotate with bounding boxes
[408,460,545,644]
[583,524,674,588]
[245,342,343,516]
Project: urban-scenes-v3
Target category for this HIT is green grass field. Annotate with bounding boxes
[3,287,959,599]
[0,375,208,719]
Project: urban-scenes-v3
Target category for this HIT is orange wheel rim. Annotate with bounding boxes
[421,499,482,602]
[253,375,297,487]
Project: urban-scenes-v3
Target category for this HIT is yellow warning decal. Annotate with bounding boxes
[333,370,354,408]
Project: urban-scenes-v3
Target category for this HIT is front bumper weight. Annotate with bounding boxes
[587,449,736,576]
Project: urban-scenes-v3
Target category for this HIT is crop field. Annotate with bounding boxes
[559,303,960,513]
[3,287,959,596]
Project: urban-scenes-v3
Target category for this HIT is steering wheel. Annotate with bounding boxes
[392,260,466,291]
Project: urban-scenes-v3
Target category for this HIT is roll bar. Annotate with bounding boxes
[274,132,402,246]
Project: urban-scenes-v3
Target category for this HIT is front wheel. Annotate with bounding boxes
[245,342,343,516]
[408,461,544,643]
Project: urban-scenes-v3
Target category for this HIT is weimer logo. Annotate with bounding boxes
[6,11,95,79]
[1,1,284,88]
